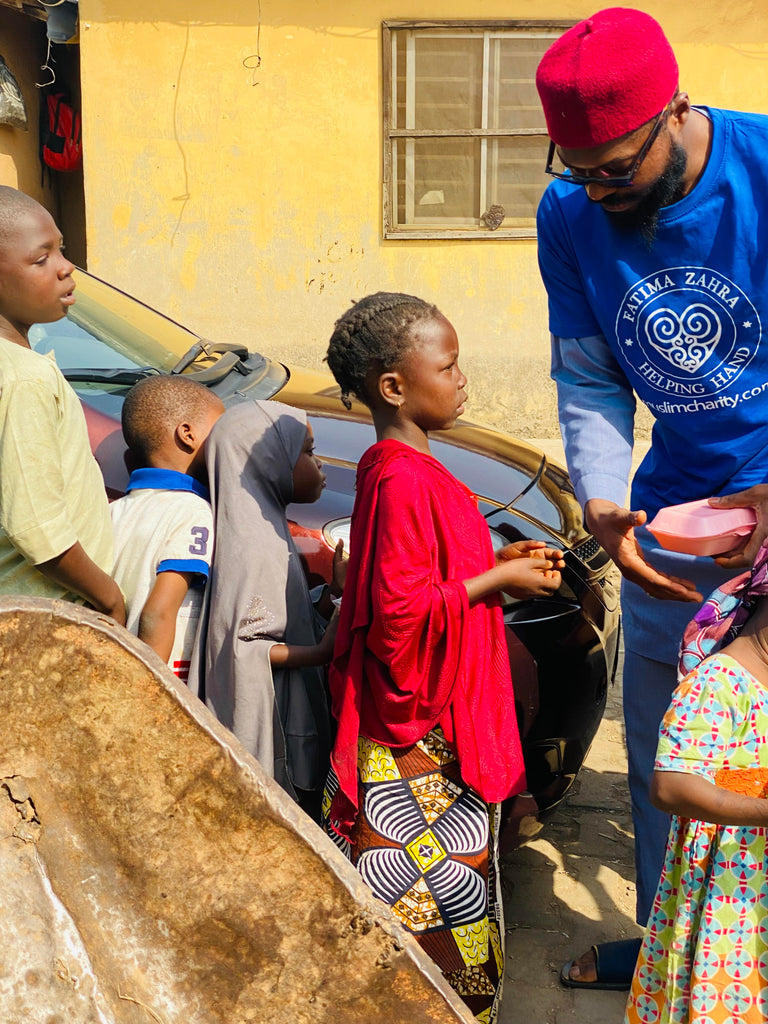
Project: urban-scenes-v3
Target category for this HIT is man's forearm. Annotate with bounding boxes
[551,332,636,509]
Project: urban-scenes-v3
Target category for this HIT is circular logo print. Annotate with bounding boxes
[615,267,760,398]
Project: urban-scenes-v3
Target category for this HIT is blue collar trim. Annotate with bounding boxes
[125,467,210,500]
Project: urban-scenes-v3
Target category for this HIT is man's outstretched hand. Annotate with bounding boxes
[585,498,702,602]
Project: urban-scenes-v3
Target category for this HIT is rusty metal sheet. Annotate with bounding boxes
[0,597,475,1024]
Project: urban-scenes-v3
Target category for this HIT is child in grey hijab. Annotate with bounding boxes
[189,400,340,817]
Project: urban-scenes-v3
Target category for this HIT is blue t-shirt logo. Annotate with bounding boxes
[614,266,760,402]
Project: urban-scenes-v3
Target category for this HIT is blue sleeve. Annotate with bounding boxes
[154,500,213,586]
[551,333,636,510]
[157,558,209,585]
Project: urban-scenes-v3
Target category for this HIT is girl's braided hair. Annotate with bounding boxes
[326,291,441,409]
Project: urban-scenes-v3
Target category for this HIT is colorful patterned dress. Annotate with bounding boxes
[625,653,768,1024]
[324,728,504,1024]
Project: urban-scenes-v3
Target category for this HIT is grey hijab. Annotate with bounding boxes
[189,400,331,797]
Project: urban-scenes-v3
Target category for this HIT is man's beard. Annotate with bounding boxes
[600,139,688,248]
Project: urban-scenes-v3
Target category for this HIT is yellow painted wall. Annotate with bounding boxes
[78,1,768,437]
[0,9,55,208]
[0,9,86,263]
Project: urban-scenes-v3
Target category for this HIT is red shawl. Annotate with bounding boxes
[328,439,526,838]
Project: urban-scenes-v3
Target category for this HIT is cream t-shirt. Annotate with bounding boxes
[0,341,112,600]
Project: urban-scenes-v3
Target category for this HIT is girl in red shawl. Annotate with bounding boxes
[322,292,564,1022]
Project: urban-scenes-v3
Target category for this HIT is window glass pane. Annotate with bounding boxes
[396,36,484,130]
[395,42,406,130]
[485,136,551,226]
[489,37,553,130]
[396,138,481,224]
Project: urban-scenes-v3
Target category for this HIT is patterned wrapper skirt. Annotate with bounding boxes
[323,728,504,1023]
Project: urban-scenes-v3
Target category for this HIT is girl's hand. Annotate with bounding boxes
[463,544,563,604]
[317,607,340,663]
[331,538,347,596]
[497,555,562,599]
[496,539,565,568]
[270,608,341,669]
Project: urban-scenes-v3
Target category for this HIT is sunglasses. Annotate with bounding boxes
[545,98,675,188]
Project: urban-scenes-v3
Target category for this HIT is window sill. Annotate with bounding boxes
[383,228,537,240]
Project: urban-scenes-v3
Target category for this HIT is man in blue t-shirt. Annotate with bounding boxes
[536,7,768,990]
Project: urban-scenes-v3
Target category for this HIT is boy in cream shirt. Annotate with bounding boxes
[0,186,123,622]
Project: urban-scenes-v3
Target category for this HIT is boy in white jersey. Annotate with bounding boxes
[111,375,224,680]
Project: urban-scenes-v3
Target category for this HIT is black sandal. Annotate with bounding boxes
[559,937,642,991]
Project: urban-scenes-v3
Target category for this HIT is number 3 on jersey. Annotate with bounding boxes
[188,526,209,556]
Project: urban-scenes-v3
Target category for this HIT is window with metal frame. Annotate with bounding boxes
[382,20,571,239]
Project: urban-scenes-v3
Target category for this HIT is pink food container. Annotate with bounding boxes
[647,499,757,557]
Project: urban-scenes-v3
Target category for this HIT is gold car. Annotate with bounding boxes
[31,269,620,851]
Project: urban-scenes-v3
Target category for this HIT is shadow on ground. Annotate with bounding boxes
[498,665,642,1024]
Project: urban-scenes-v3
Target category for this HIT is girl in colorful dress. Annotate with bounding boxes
[322,292,564,1022]
[626,545,768,1024]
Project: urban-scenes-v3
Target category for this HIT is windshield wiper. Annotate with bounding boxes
[63,343,261,392]
[61,367,158,386]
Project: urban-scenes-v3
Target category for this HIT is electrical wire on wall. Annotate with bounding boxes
[242,0,262,84]
[170,23,191,247]
[36,38,56,87]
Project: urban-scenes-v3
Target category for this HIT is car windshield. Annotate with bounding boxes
[28,270,287,420]
[29,270,198,373]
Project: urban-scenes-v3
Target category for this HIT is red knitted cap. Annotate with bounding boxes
[536,7,678,148]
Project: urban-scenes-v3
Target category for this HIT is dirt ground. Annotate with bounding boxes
[500,653,640,1024]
